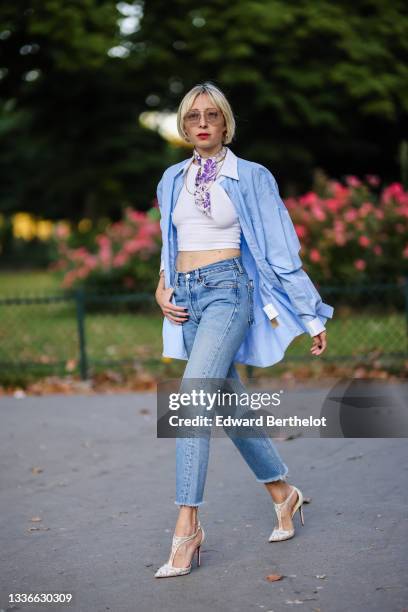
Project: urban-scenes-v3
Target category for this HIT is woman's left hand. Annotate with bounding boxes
[310,330,327,356]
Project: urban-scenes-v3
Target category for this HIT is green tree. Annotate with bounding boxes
[134,0,408,189]
[1,0,407,223]
[0,1,168,220]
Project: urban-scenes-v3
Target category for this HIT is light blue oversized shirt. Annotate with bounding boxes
[157,146,334,368]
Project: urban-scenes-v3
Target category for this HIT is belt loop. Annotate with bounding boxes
[234,257,244,274]
[194,268,200,280]
[174,270,179,286]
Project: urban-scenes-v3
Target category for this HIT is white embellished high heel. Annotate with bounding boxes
[268,485,305,542]
[154,521,205,578]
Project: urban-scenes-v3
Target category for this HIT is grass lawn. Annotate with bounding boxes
[0,269,61,293]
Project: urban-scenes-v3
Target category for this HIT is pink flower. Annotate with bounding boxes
[359,202,373,218]
[354,259,366,271]
[99,246,112,267]
[138,221,160,239]
[331,182,349,203]
[403,245,408,259]
[96,235,106,245]
[312,206,326,221]
[334,220,345,232]
[365,174,380,187]
[373,245,382,256]
[295,224,307,239]
[125,208,146,224]
[334,234,347,246]
[331,220,346,246]
[112,224,133,239]
[69,246,90,262]
[358,235,370,247]
[325,198,341,213]
[381,183,407,205]
[397,204,408,217]
[55,223,70,239]
[113,252,129,267]
[137,236,156,251]
[344,209,358,222]
[84,254,98,269]
[310,248,321,263]
[299,192,319,207]
[124,239,143,255]
[345,175,361,188]
[62,270,78,288]
[285,197,298,211]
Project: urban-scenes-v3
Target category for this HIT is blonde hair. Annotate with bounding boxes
[176,82,236,145]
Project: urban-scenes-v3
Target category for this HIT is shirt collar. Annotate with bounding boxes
[178,146,239,180]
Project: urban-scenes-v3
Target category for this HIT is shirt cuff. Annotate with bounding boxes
[262,303,279,320]
[304,316,326,337]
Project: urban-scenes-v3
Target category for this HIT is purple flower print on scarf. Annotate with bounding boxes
[193,146,227,217]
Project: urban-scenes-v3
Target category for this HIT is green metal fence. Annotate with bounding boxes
[0,280,407,381]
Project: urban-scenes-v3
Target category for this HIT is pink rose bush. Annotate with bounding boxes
[285,175,408,284]
[50,175,408,293]
[50,205,161,293]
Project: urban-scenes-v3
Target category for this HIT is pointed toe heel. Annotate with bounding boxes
[154,522,205,578]
[268,485,305,542]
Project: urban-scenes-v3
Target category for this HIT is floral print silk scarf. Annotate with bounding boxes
[192,145,227,217]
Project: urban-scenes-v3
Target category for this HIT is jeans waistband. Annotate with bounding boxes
[174,256,244,284]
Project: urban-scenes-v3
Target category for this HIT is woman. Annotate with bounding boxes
[154,82,334,578]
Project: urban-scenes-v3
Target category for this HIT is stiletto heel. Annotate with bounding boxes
[268,485,305,542]
[299,504,305,526]
[154,522,205,578]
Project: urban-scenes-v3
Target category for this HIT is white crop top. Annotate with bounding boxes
[160,163,241,272]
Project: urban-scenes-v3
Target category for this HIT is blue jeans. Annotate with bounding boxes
[172,256,289,507]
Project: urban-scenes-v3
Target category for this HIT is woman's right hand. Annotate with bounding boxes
[310,330,327,356]
[155,285,189,325]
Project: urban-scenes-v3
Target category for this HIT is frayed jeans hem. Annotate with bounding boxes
[256,469,289,484]
[174,500,206,507]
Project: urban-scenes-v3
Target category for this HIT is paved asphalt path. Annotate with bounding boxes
[0,393,407,612]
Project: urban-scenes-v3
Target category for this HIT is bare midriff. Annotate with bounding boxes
[175,248,241,273]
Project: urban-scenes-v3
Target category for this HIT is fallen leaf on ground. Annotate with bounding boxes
[266,574,283,582]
